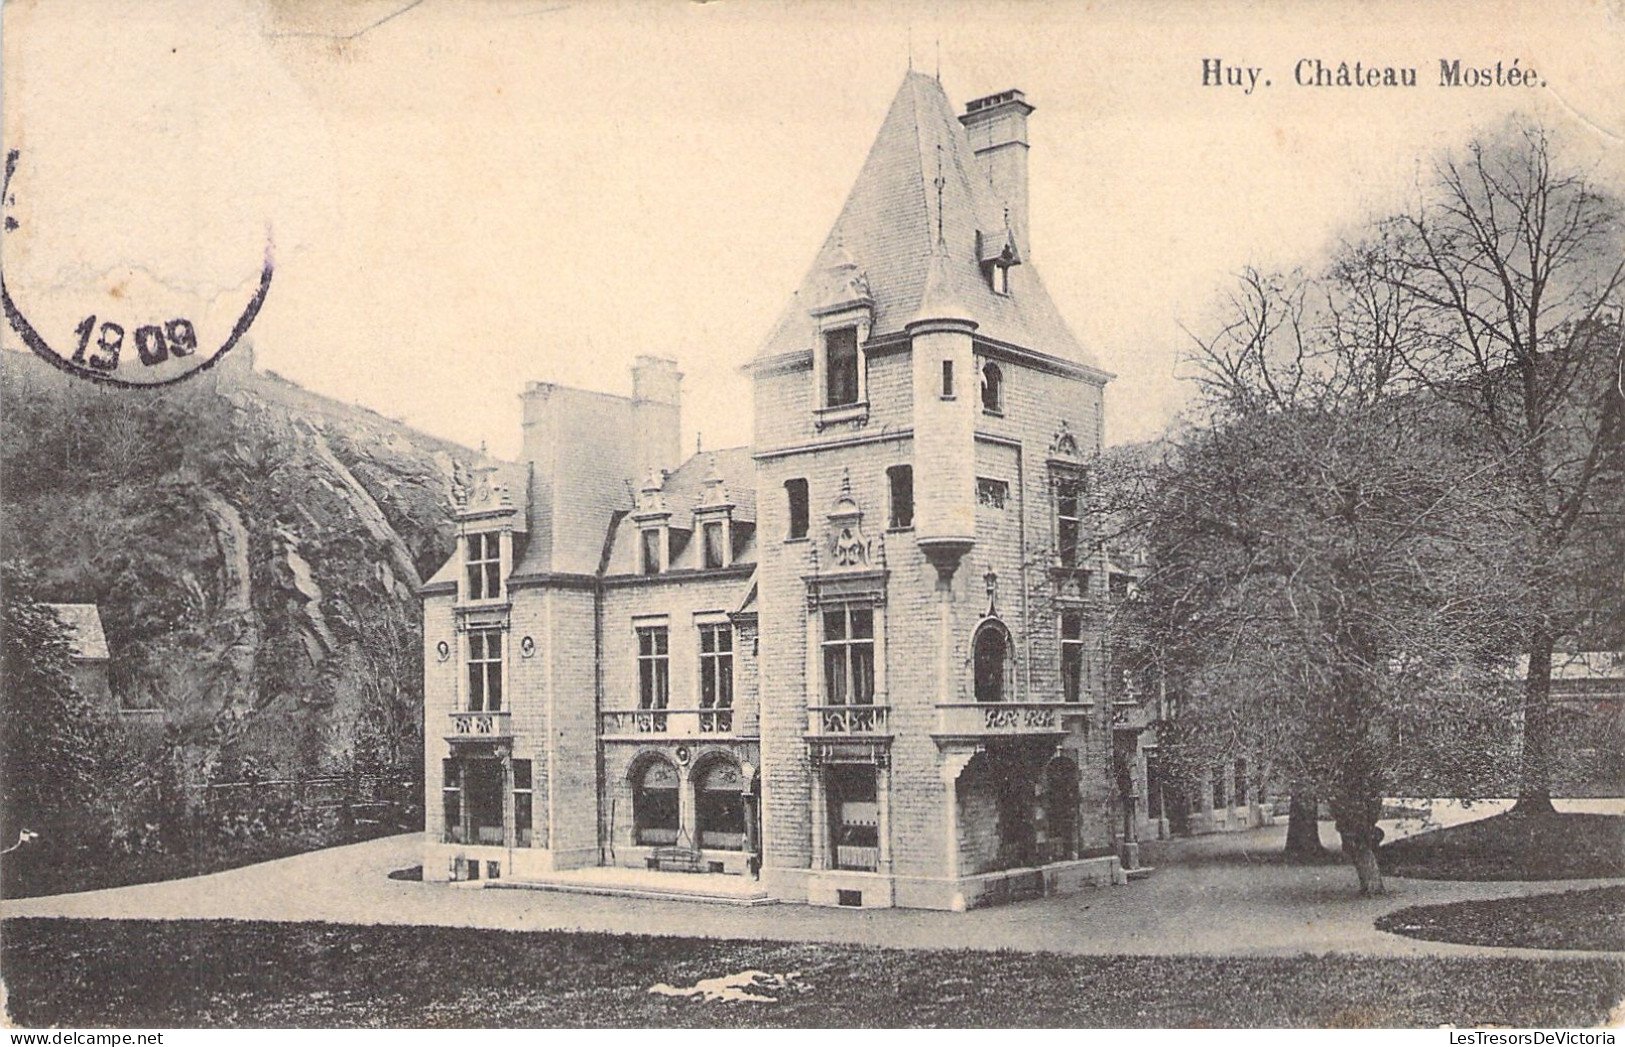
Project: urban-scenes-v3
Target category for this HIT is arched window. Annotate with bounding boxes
[633,758,679,846]
[973,618,1012,703]
[981,361,1003,414]
[695,758,745,851]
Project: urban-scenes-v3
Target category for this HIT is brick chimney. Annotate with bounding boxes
[959,89,1034,259]
[631,355,682,481]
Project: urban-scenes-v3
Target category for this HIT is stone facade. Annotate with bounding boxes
[421,73,1140,908]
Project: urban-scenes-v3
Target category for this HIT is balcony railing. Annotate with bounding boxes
[836,845,881,871]
[934,701,1078,736]
[806,703,890,736]
[447,710,512,741]
[600,707,738,738]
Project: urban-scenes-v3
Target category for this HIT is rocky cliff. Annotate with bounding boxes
[1,346,495,779]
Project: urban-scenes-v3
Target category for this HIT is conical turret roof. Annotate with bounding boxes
[754,71,1097,368]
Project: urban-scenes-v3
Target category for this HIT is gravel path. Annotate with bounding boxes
[6,817,1621,960]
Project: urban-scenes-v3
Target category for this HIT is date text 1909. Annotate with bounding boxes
[70,315,198,372]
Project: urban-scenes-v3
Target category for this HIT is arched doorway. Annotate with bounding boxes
[973,618,1013,703]
[694,757,746,851]
[632,757,679,846]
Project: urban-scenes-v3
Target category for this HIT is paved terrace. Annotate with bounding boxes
[5,801,1621,960]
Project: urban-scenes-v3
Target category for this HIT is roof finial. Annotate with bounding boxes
[934,35,940,83]
[907,25,912,72]
[696,431,703,455]
[934,144,946,247]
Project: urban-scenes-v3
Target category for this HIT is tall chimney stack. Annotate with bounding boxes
[631,355,683,481]
[958,89,1034,259]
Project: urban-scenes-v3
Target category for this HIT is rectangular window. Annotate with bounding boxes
[1212,768,1226,809]
[698,624,733,707]
[822,605,875,705]
[640,528,662,575]
[702,520,726,569]
[941,359,954,398]
[441,758,462,843]
[1056,476,1084,567]
[465,532,501,600]
[825,327,860,407]
[466,629,503,712]
[1061,613,1085,703]
[887,465,913,529]
[637,626,670,711]
[1234,759,1248,807]
[513,759,533,847]
[786,478,809,540]
[977,477,1009,509]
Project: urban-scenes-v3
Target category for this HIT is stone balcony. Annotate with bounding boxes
[805,703,891,737]
[446,709,512,742]
[933,701,1081,738]
[599,707,748,739]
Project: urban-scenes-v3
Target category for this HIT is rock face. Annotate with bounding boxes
[0,347,487,779]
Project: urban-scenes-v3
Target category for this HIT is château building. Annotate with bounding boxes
[421,72,1146,909]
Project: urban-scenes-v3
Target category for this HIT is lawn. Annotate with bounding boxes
[1377,887,1625,953]
[4,918,1622,1028]
[1380,812,1625,881]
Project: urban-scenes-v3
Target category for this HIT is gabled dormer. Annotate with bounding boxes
[632,467,673,575]
[810,239,875,427]
[457,464,517,605]
[977,217,1022,297]
[692,453,736,570]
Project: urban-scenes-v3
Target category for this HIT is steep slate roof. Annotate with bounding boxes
[601,447,760,576]
[756,71,1097,368]
[658,446,758,529]
[45,604,110,661]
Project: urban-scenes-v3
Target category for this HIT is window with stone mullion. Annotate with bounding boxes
[822,606,874,706]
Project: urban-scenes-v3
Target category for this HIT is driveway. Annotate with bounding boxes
[5,816,1620,960]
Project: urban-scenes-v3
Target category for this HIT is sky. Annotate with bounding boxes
[4,0,1623,459]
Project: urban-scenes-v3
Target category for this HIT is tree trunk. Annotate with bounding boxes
[1284,790,1326,857]
[1333,806,1387,896]
[1345,833,1386,896]
[1332,775,1386,896]
[1514,629,1558,816]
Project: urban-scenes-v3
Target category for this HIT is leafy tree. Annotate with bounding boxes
[0,568,107,859]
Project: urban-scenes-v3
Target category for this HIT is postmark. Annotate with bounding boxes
[0,148,273,388]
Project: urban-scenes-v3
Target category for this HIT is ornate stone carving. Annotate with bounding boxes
[459,464,513,514]
[1048,420,1082,461]
[824,469,874,569]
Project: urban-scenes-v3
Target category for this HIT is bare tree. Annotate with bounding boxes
[1367,123,1625,813]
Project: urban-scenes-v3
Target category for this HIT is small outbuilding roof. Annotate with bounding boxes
[44,603,110,661]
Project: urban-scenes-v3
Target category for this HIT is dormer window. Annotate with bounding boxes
[991,262,1012,296]
[466,532,502,600]
[641,528,664,575]
[693,453,735,570]
[702,520,726,569]
[824,327,860,407]
[981,361,1004,414]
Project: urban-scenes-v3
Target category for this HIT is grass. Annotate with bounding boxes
[4,918,1622,1028]
[1377,887,1625,953]
[1379,812,1625,881]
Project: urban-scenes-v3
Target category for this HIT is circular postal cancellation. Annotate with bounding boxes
[0,11,311,390]
[1,148,273,389]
